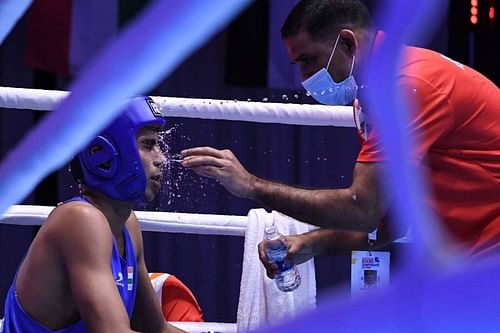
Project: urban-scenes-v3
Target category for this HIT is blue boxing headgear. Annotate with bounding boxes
[76,96,166,202]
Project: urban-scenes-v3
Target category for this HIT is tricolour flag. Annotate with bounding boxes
[127,266,134,291]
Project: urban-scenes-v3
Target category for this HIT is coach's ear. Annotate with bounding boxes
[338,29,358,58]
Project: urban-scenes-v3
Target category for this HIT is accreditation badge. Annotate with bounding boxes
[351,250,390,296]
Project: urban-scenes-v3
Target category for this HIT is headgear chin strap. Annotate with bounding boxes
[78,96,166,202]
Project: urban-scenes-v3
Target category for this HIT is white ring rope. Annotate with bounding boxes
[0,87,355,127]
[1,205,248,236]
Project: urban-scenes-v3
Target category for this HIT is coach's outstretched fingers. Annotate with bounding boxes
[181,147,257,199]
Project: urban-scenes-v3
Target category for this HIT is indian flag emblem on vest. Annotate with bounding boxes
[127,266,134,291]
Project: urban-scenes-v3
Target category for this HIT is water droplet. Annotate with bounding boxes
[293,94,299,99]
[306,91,311,96]
[262,97,269,102]
[282,94,289,101]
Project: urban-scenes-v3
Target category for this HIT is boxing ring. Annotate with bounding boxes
[3,0,498,332]
[0,87,357,333]
[0,86,356,237]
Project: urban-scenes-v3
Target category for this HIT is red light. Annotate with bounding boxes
[489,6,495,20]
[471,0,479,25]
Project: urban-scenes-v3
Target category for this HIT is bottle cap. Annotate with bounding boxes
[264,224,280,240]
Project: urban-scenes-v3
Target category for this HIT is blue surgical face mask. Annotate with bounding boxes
[301,34,358,105]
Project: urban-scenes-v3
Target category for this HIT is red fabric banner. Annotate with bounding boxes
[26,0,72,74]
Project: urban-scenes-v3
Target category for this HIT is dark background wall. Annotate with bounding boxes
[0,0,497,323]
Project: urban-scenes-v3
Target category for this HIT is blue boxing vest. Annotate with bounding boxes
[2,196,137,332]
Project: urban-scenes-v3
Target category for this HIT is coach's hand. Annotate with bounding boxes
[258,233,315,279]
[181,146,256,199]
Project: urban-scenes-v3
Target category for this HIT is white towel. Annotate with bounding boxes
[236,209,317,332]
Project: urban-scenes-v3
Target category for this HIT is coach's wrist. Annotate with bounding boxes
[245,174,260,201]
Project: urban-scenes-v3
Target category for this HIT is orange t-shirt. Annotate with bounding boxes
[357,45,500,255]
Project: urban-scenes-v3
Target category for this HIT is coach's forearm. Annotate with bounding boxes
[301,220,397,256]
[249,177,380,232]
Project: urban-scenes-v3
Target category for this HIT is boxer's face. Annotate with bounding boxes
[137,126,165,202]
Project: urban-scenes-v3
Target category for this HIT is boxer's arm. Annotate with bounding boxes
[57,205,139,333]
[128,215,186,333]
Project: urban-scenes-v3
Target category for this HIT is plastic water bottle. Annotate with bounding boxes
[263,224,301,292]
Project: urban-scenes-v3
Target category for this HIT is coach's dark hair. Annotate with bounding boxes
[281,0,373,42]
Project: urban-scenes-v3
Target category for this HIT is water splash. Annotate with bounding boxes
[153,123,217,212]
